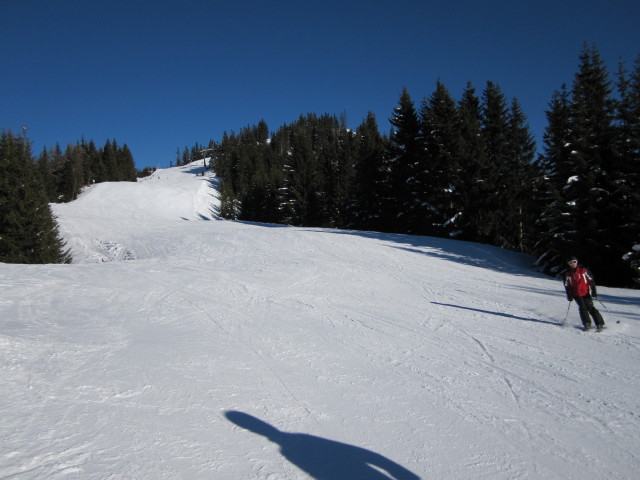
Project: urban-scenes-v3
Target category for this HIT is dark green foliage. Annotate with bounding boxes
[614,55,640,285]
[534,86,574,275]
[37,138,139,203]
[504,98,538,252]
[387,88,422,233]
[472,83,539,252]
[213,121,284,223]
[1,129,141,264]
[418,81,462,237]
[566,46,617,278]
[479,81,512,247]
[138,166,156,178]
[206,84,537,243]
[193,44,638,287]
[535,45,640,286]
[279,117,322,226]
[348,112,390,231]
[0,131,70,264]
[457,82,490,243]
[213,115,356,228]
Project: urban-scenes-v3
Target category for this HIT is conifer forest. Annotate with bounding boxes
[2,46,639,287]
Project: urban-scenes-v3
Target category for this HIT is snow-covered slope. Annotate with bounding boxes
[1,164,639,479]
[51,164,220,263]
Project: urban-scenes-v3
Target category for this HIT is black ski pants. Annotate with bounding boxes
[574,295,605,327]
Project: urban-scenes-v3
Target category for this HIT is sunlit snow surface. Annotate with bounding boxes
[1,164,639,479]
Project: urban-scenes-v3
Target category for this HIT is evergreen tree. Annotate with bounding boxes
[534,85,575,274]
[480,81,511,247]
[615,55,640,285]
[49,143,66,201]
[181,146,190,166]
[279,116,322,226]
[206,139,216,169]
[0,131,70,264]
[37,146,58,202]
[256,119,269,144]
[565,45,619,284]
[232,122,284,224]
[535,45,636,286]
[504,98,538,251]
[84,139,103,185]
[60,144,85,202]
[117,144,137,181]
[387,88,422,233]
[103,140,120,180]
[219,179,240,219]
[457,82,489,243]
[418,80,462,237]
[316,113,353,227]
[348,112,389,231]
[88,140,108,183]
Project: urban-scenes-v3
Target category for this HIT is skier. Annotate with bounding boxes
[564,256,605,332]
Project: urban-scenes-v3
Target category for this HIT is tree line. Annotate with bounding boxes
[3,45,638,286]
[37,138,139,202]
[191,45,638,287]
[0,132,143,264]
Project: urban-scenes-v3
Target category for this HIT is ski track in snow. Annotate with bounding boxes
[1,163,639,479]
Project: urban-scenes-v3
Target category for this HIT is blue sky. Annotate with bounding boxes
[2,1,639,169]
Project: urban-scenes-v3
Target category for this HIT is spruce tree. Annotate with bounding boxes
[0,131,70,264]
[566,45,619,284]
[535,45,636,286]
[504,98,538,251]
[181,146,190,167]
[219,179,240,219]
[457,82,489,243]
[388,88,422,233]
[480,81,511,247]
[615,55,640,285]
[117,144,137,181]
[59,144,86,202]
[534,85,575,275]
[278,116,321,226]
[418,80,462,237]
[37,146,58,202]
[348,112,389,231]
[315,115,340,226]
[102,140,120,180]
[234,122,285,225]
[88,140,107,183]
[316,113,353,228]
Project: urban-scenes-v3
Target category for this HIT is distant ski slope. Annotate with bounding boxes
[1,163,639,479]
[52,163,220,262]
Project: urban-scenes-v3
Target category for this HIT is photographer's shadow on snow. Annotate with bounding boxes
[225,410,420,480]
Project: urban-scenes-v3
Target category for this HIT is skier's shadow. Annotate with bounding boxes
[225,410,420,480]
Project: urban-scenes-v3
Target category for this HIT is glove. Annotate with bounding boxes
[591,286,598,298]
[567,295,573,302]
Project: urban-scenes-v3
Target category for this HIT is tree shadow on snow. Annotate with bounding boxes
[225,411,420,480]
[303,228,536,276]
[179,164,209,175]
[432,302,562,326]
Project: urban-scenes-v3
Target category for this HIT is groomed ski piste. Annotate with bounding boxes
[1,163,639,479]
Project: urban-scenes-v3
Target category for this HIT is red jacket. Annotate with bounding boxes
[564,266,595,298]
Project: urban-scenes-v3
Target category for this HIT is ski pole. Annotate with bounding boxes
[563,301,572,325]
[596,297,608,311]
